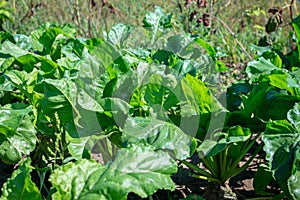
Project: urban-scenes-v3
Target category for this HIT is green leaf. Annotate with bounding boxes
[261,51,282,68]
[292,15,300,45]
[13,34,33,51]
[143,6,172,29]
[50,159,102,200]
[242,82,300,121]
[0,32,15,44]
[0,40,28,58]
[264,120,296,135]
[0,56,13,73]
[226,125,252,143]
[66,134,91,161]
[107,24,131,48]
[172,60,197,77]
[0,105,37,164]
[216,60,228,72]
[51,146,177,199]
[246,57,281,82]
[253,164,273,195]
[263,133,299,181]
[288,170,300,200]
[226,81,251,111]
[194,38,216,60]
[258,104,300,198]
[166,34,194,55]
[197,126,251,157]
[287,102,300,131]
[197,139,226,157]
[0,158,42,200]
[123,117,194,160]
[41,78,80,126]
[266,71,299,95]
[4,69,41,105]
[144,73,178,115]
[181,74,219,114]
[80,145,177,199]
[61,38,86,62]
[39,25,75,56]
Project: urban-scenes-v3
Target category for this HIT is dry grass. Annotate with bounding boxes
[3,0,299,63]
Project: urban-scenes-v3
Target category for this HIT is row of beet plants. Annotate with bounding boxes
[0,7,299,200]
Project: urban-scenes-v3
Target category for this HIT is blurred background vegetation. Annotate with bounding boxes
[1,0,299,66]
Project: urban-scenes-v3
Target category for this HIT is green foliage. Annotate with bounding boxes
[0,1,13,31]
[0,158,42,200]
[0,105,36,164]
[1,6,300,200]
[182,125,262,184]
[50,146,177,199]
[262,103,300,199]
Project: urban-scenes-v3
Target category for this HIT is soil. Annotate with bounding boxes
[0,161,14,195]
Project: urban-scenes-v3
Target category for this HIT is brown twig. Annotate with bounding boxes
[177,0,183,13]
[289,0,296,50]
[289,0,295,34]
[206,13,253,60]
[290,0,295,22]
[88,0,93,38]
[209,0,213,29]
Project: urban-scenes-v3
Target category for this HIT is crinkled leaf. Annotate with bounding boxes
[50,159,102,200]
[13,34,33,51]
[108,24,131,48]
[0,105,36,164]
[287,102,300,131]
[0,41,28,58]
[246,57,282,82]
[51,146,177,199]
[262,115,300,183]
[123,117,194,159]
[166,34,194,55]
[262,133,299,181]
[242,82,300,121]
[288,170,300,200]
[39,25,76,55]
[143,6,172,29]
[0,158,42,200]
[61,38,86,62]
[80,145,177,199]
